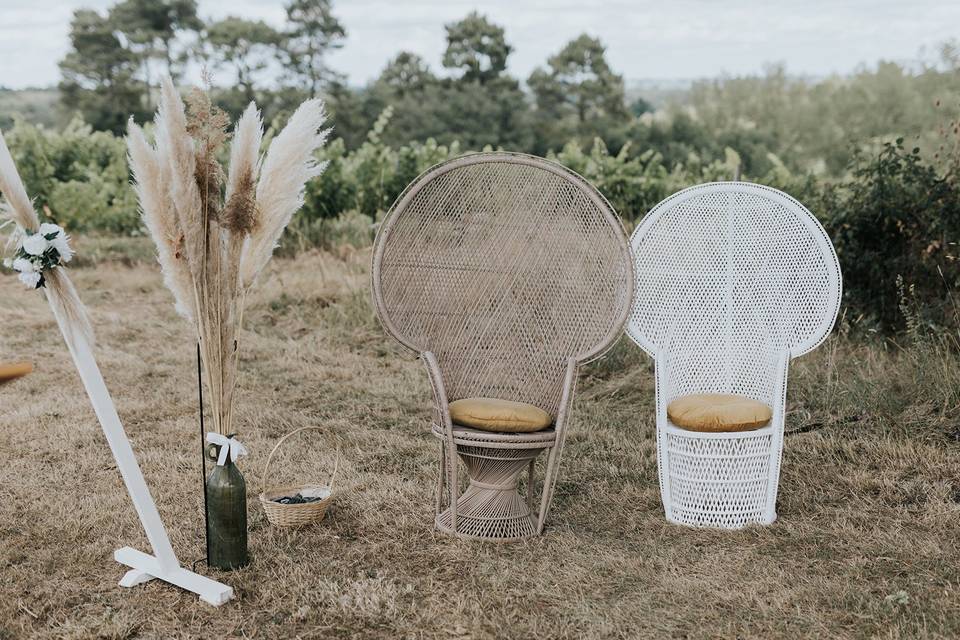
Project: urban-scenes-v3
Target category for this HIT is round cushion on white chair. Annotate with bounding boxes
[449,397,553,433]
[667,393,772,433]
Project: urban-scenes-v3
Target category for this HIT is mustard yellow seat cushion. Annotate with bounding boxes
[0,362,33,385]
[667,393,772,433]
[449,397,553,433]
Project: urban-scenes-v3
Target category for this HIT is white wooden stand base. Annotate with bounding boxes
[48,298,234,606]
[115,547,233,606]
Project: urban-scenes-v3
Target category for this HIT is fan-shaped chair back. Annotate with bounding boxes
[372,153,633,416]
[627,182,842,405]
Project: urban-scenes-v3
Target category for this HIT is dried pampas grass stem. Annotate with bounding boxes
[128,78,329,435]
[0,131,39,231]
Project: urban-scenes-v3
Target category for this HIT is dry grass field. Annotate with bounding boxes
[1,244,960,639]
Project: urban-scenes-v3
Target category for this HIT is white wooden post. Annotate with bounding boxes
[50,308,233,606]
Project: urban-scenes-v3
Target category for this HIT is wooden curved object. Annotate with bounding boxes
[0,361,33,385]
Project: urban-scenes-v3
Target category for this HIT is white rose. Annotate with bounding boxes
[12,257,36,273]
[38,222,62,238]
[2,258,11,268]
[21,233,48,256]
[50,233,74,263]
[18,271,41,288]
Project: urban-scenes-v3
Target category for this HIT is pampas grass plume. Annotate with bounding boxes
[127,121,196,321]
[240,99,329,288]
[128,78,329,434]
[156,76,204,278]
[222,102,263,236]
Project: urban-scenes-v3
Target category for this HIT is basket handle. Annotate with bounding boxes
[261,426,340,495]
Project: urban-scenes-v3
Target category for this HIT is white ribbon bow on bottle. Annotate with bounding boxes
[206,433,249,466]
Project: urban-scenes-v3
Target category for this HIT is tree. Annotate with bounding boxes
[328,15,530,152]
[282,0,346,98]
[630,96,653,117]
[376,52,436,97]
[109,0,202,93]
[442,12,510,84]
[429,79,532,150]
[206,17,281,103]
[325,80,370,149]
[58,9,147,133]
[528,34,629,152]
[529,34,627,123]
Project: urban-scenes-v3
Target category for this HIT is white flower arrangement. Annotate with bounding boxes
[2,222,74,289]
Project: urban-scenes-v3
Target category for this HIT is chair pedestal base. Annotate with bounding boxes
[661,424,778,529]
[436,443,547,541]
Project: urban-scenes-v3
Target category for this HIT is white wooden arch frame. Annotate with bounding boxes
[48,306,233,606]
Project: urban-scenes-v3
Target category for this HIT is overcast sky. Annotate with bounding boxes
[1,0,958,89]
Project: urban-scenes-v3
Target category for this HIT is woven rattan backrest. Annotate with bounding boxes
[372,153,633,415]
[626,182,842,403]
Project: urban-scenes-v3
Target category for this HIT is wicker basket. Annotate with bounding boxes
[259,426,339,528]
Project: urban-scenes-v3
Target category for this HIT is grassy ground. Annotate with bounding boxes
[1,247,959,639]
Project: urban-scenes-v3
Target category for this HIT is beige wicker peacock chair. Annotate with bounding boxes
[372,152,633,541]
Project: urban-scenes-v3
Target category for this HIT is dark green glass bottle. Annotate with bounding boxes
[205,435,249,570]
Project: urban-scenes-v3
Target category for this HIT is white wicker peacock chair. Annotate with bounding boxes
[372,152,633,541]
[627,182,841,529]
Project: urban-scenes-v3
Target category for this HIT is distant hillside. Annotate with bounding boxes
[0,88,60,130]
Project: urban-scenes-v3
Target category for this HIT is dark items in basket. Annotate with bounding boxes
[273,492,326,505]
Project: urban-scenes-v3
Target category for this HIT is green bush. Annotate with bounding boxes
[817,139,960,331]
[283,209,376,254]
[305,109,461,219]
[6,117,140,234]
[5,113,960,335]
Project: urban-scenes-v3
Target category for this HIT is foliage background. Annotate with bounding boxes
[3,0,960,333]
